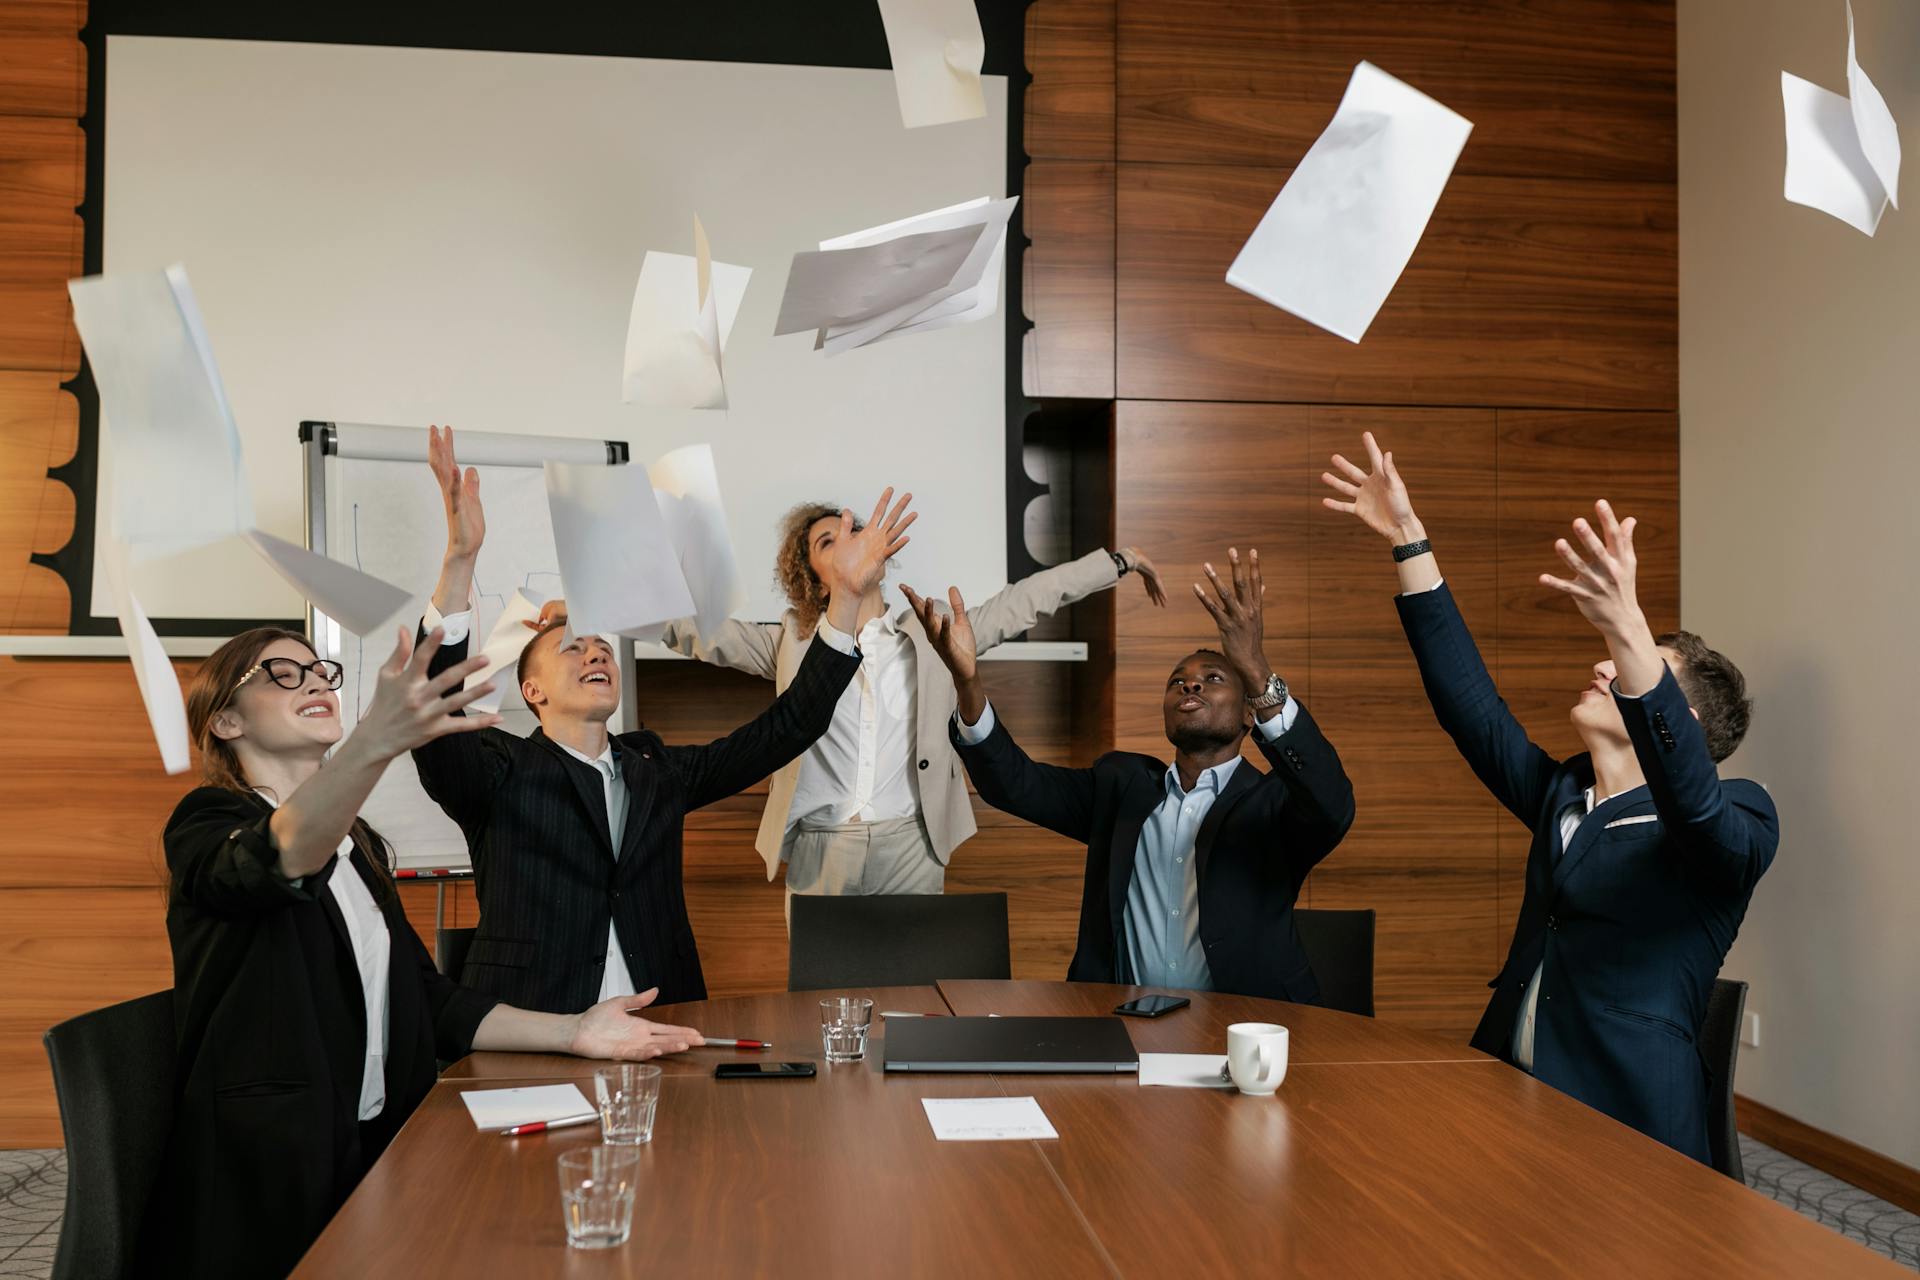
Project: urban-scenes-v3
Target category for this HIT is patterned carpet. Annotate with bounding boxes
[2,1135,1915,1275]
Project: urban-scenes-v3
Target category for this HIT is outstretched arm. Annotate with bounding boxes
[427,424,485,617]
[1320,433,1561,823]
[959,545,1167,651]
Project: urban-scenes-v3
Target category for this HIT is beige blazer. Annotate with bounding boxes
[655,549,1121,880]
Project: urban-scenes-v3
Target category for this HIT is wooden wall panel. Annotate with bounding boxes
[0,374,74,630]
[0,2,85,120]
[1116,0,1675,182]
[1116,163,1677,409]
[1025,0,1116,161]
[1022,160,1115,400]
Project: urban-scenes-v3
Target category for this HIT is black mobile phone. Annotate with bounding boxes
[1114,994,1191,1018]
[714,1061,817,1079]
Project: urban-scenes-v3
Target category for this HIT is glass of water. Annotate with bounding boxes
[594,1063,662,1145]
[557,1145,641,1249]
[819,996,875,1063]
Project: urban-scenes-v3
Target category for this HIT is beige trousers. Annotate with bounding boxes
[783,815,944,924]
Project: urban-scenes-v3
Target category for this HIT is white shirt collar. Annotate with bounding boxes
[1165,755,1243,800]
[556,739,616,773]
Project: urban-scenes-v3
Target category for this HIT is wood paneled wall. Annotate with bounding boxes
[1025,0,1679,1037]
[0,0,1678,1144]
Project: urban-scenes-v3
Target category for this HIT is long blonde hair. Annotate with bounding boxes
[183,628,394,903]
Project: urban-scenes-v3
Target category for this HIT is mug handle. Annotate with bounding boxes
[1257,1044,1271,1082]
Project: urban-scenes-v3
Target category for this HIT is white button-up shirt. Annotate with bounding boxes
[261,792,390,1121]
[787,613,920,832]
[554,739,638,1004]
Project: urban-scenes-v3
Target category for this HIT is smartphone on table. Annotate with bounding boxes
[714,1062,817,1079]
[1113,994,1191,1018]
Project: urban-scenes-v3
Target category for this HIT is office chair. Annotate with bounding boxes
[1294,908,1376,1017]
[1703,977,1749,1181]
[436,926,477,979]
[788,893,1011,990]
[42,989,176,1280]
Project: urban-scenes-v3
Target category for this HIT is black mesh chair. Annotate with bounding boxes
[42,989,176,1280]
[436,926,476,979]
[788,893,1011,991]
[1703,977,1749,1181]
[1294,908,1376,1017]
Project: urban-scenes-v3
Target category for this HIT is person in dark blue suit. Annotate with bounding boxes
[1320,432,1778,1163]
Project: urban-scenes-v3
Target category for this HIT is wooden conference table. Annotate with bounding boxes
[298,981,1904,1277]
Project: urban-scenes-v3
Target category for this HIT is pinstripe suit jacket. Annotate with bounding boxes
[413,632,861,1013]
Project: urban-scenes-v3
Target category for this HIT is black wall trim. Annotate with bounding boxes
[59,0,1038,635]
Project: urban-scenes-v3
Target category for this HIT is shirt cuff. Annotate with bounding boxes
[1397,576,1447,598]
[953,700,997,745]
[1253,696,1299,738]
[424,601,474,646]
[815,617,857,656]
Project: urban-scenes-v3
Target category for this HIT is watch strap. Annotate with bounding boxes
[1392,539,1433,563]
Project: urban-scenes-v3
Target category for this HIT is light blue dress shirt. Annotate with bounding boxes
[957,697,1297,992]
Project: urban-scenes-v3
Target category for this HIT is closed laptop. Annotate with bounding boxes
[883,1016,1140,1073]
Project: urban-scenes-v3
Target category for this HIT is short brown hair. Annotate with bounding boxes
[1657,630,1752,764]
[774,501,860,632]
[516,619,566,719]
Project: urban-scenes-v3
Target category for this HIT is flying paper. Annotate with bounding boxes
[877,0,987,130]
[774,224,985,336]
[545,461,696,639]
[100,537,190,775]
[1781,2,1901,236]
[645,444,744,635]
[67,265,254,553]
[469,588,550,715]
[1226,62,1472,343]
[816,196,1017,353]
[242,530,413,636]
[622,216,752,409]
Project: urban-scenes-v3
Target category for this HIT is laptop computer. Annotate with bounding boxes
[883,1016,1141,1073]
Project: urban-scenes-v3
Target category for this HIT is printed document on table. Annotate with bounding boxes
[1226,62,1472,343]
[921,1096,1058,1141]
[460,1084,594,1132]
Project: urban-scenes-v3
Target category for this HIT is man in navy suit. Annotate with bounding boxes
[1321,432,1778,1163]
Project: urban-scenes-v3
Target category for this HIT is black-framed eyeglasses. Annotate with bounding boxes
[233,657,345,693]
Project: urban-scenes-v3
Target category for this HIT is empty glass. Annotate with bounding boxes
[820,996,875,1063]
[557,1145,641,1249]
[594,1063,663,1145]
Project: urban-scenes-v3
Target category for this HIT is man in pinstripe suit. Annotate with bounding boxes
[409,426,915,1014]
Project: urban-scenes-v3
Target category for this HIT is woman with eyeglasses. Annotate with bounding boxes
[141,624,706,1278]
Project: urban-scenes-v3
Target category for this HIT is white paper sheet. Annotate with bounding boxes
[100,537,191,775]
[545,461,695,639]
[815,195,1018,353]
[1226,62,1472,343]
[1782,3,1901,236]
[622,217,752,410]
[242,530,412,636]
[645,444,744,634]
[460,1083,594,1132]
[773,223,986,335]
[921,1096,1058,1141]
[1137,1053,1236,1089]
[877,0,987,130]
[67,265,254,553]
[469,587,550,714]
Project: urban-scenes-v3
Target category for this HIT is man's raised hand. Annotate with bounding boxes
[1193,547,1273,696]
[900,584,978,683]
[825,487,917,599]
[1539,500,1646,638]
[1319,431,1423,545]
[428,424,485,562]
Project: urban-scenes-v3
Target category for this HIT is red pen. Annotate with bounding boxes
[500,1112,598,1137]
[702,1038,772,1050]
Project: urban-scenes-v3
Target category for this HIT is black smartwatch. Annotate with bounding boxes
[1391,539,1432,563]
[1111,551,1132,576]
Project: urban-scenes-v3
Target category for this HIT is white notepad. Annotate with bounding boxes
[1137,1053,1236,1089]
[921,1096,1058,1141]
[459,1083,594,1132]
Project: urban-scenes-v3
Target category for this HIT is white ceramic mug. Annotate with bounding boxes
[1226,1022,1289,1096]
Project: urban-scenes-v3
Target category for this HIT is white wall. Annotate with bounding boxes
[1679,0,1920,1167]
[99,36,1007,625]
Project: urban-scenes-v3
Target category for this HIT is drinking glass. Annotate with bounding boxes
[557,1145,641,1249]
[595,1063,663,1145]
[819,996,875,1063]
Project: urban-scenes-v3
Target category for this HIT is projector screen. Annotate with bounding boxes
[96,34,1008,626]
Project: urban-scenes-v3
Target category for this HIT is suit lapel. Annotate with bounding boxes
[1552,784,1655,893]
[1107,764,1166,927]
[614,741,659,869]
[304,853,356,959]
[1194,756,1262,882]
[531,728,615,859]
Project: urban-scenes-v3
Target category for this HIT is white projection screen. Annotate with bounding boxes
[96,35,1008,626]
